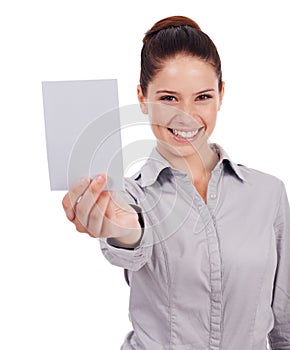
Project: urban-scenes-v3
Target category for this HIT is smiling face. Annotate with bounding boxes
[137,54,224,162]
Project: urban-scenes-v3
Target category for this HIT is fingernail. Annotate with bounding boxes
[80,177,89,186]
[95,174,105,183]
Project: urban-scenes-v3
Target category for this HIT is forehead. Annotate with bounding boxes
[150,54,218,89]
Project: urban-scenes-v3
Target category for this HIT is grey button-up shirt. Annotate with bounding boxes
[99,142,290,350]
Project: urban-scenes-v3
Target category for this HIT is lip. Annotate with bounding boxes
[167,126,204,143]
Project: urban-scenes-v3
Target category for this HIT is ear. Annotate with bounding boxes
[218,81,225,111]
[137,85,148,114]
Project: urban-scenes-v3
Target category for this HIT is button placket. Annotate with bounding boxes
[207,168,222,215]
[199,169,223,350]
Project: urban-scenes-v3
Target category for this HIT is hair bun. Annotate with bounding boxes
[144,15,201,43]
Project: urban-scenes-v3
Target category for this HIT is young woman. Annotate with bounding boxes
[62,16,290,350]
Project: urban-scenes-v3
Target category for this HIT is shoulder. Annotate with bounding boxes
[237,162,285,195]
[224,161,288,221]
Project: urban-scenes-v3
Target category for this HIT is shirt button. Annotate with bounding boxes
[210,193,217,199]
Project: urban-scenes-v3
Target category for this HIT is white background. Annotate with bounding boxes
[0,0,289,349]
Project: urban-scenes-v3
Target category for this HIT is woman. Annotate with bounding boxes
[62,16,290,350]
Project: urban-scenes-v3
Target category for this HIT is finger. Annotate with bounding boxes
[72,215,99,238]
[75,174,107,229]
[71,215,98,238]
[73,215,88,233]
[99,196,117,237]
[87,190,112,237]
[62,177,90,220]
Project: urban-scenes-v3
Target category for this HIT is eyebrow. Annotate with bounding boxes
[155,89,215,95]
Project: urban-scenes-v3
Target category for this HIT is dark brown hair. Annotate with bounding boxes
[140,16,223,96]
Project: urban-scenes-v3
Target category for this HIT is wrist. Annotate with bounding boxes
[115,227,142,247]
[108,227,143,249]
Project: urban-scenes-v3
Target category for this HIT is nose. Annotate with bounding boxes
[180,99,197,118]
[173,101,201,128]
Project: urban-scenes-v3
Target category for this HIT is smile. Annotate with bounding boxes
[167,126,204,139]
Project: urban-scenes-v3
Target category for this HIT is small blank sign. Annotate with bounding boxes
[42,79,124,191]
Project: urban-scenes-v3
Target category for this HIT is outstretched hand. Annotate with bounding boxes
[62,174,142,247]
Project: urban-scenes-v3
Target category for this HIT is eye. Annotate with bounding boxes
[160,95,177,102]
[196,94,212,101]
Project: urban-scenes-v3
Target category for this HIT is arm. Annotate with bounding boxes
[62,174,153,271]
[268,180,290,349]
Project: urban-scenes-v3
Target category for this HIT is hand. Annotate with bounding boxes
[62,174,142,247]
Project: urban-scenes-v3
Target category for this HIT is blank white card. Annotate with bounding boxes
[42,79,124,191]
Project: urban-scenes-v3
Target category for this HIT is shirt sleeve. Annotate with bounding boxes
[98,189,153,271]
[268,180,290,349]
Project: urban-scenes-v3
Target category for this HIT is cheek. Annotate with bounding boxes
[150,124,167,142]
[200,104,219,122]
[195,105,218,135]
[149,104,176,128]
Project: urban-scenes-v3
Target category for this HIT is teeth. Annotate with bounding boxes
[173,128,200,138]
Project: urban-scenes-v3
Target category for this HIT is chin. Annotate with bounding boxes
[157,141,200,159]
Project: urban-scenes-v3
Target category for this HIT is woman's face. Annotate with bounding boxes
[137,54,224,160]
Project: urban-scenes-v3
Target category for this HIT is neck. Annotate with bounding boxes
[157,141,220,183]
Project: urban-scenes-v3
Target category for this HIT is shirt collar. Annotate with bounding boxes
[136,146,171,187]
[137,142,246,187]
[210,143,247,183]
